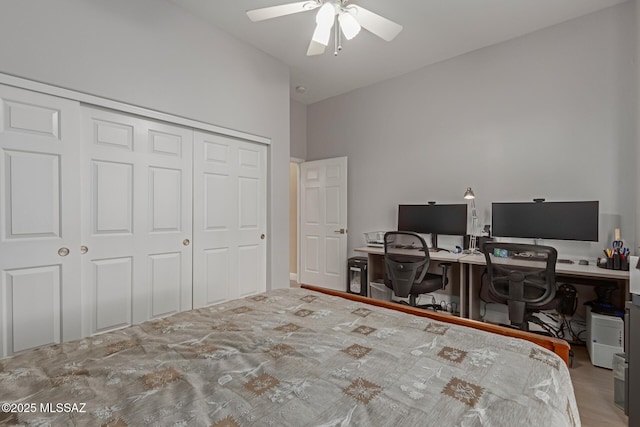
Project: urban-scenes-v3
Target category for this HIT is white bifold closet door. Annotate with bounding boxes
[192,132,267,308]
[0,85,82,357]
[80,106,193,336]
[0,83,268,355]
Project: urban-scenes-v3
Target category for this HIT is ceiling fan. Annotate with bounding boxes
[246,0,403,56]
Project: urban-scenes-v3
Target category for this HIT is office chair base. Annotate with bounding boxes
[416,304,441,312]
[395,299,441,312]
[496,318,556,338]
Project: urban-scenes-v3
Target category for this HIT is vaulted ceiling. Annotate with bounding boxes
[173,0,627,104]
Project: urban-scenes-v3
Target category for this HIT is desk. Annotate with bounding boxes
[460,253,630,320]
[354,246,466,314]
[355,246,630,320]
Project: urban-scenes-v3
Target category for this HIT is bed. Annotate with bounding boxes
[0,285,579,426]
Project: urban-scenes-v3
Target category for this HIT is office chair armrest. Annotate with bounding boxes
[438,262,452,288]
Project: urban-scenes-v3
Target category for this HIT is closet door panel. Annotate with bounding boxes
[149,167,182,232]
[193,133,266,307]
[149,252,182,318]
[92,257,133,333]
[92,160,134,234]
[81,107,192,335]
[5,266,61,354]
[5,150,60,238]
[0,85,81,357]
[144,122,192,315]
[202,248,230,305]
[236,141,266,298]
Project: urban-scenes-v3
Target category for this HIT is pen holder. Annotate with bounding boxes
[598,255,629,271]
[606,257,614,269]
[613,253,621,270]
[621,258,629,271]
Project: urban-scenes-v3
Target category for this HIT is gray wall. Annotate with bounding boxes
[290,99,307,160]
[307,3,637,260]
[0,0,291,289]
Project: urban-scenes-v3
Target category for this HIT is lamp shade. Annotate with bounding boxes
[464,187,475,199]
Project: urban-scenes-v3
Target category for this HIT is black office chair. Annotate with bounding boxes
[383,231,450,311]
[480,242,562,332]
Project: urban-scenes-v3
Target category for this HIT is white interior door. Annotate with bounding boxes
[0,85,82,357]
[193,132,267,308]
[300,157,348,290]
[81,106,193,335]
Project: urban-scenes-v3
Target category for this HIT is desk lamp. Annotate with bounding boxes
[464,187,478,254]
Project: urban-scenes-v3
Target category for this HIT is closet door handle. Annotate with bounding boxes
[58,247,70,257]
[80,246,89,254]
[260,234,265,240]
[183,239,190,246]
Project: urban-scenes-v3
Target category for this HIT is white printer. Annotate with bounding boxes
[586,305,624,369]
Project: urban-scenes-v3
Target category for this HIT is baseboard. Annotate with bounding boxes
[290,273,298,281]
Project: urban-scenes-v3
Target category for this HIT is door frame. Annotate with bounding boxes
[0,74,270,146]
[290,157,304,283]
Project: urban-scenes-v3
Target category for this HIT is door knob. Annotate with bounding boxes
[260,234,265,240]
[183,239,190,246]
[80,245,88,254]
[334,229,346,234]
[58,247,70,257]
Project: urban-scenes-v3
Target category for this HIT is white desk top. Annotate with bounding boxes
[355,247,629,280]
[459,253,629,280]
[354,246,465,262]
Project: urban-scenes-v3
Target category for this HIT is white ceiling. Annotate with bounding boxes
[172,0,627,104]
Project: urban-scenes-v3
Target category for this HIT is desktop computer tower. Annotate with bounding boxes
[586,306,624,369]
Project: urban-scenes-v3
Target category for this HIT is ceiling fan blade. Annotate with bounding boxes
[347,5,403,42]
[247,1,319,22]
[307,40,327,56]
[307,20,333,56]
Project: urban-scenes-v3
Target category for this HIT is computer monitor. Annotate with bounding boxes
[397,204,468,236]
[491,201,599,241]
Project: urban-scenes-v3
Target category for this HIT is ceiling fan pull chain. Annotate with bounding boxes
[334,15,339,56]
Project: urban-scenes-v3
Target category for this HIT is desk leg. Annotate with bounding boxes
[468,265,482,321]
[460,264,468,318]
[367,252,384,291]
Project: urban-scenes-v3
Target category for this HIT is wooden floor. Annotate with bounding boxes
[570,345,627,426]
[291,282,627,425]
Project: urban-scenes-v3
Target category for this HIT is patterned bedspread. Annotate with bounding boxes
[0,287,580,426]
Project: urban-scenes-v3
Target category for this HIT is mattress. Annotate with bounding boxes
[0,287,580,426]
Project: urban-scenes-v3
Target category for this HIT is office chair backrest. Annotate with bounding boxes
[482,242,558,307]
[384,231,430,298]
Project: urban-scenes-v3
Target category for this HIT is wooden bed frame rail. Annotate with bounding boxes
[301,284,571,366]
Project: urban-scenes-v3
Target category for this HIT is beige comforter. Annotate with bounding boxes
[0,287,579,426]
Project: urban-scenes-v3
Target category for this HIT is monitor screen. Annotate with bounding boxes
[491,201,599,241]
[397,204,468,236]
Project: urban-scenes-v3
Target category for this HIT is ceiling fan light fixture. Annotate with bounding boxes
[338,11,361,40]
[246,0,403,56]
[311,2,336,46]
[315,2,336,27]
